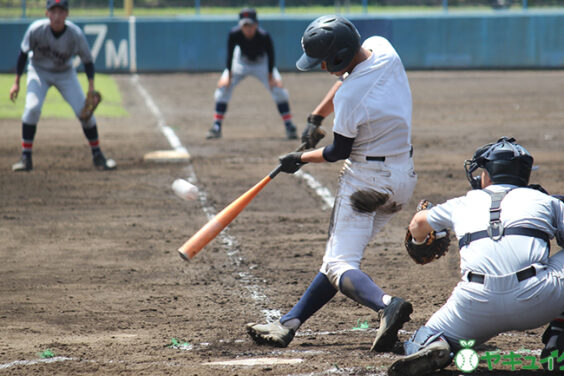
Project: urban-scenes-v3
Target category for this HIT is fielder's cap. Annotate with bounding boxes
[47,0,69,10]
[239,8,258,26]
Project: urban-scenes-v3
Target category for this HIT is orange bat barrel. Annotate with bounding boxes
[178,166,281,260]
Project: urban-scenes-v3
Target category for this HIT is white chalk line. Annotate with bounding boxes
[0,357,73,370]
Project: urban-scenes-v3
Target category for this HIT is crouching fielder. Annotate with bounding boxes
[9,0,116,171]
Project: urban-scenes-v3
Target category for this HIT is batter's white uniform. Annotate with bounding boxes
[21,19,96,128]
[320,36,417,288]
[425,184,564,347]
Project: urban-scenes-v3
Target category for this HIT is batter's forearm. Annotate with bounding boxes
[312,80,342,117]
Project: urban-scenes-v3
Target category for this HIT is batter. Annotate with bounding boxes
[388,137,564,375]
[246,15,417,352]
[206,8,297,140]
[9,0,116,171]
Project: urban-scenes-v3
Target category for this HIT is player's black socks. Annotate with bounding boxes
[82,125,101,156]
[213,102,227,130]
[21,123,36,157]
[277,101,294,128]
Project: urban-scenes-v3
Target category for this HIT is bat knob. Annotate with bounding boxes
[178,250,191,262]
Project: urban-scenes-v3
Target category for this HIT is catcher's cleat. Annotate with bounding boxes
[540,324,564,371]
[12,155,33,172]
[206,126,222,139]
[285,122,297,140]
[371,297,413,352]
[387,339,451,376]
[93,152,117,170]
[246,321,295,348]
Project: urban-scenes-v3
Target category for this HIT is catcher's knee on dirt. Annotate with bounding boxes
[271,86,289,103]
[404,326,450,356]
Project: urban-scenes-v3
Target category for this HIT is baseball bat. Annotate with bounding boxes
[178,143,306,261]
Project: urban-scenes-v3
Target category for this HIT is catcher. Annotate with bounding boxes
[388,137,564,376]
[9,0,116,171]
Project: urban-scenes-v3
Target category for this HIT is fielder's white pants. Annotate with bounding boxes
[320,151,417,288]
[427,250,564,348]
[23,64,96,128]
[214,46,289,104]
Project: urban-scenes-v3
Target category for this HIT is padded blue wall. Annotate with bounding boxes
[1,11,563,73]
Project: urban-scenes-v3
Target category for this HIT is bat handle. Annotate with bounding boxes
[269,142,308,179]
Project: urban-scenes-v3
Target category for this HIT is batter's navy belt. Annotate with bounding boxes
[458,227,550,248]
[467,265,537,284]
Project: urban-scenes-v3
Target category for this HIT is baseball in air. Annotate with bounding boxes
[172,179,199,201]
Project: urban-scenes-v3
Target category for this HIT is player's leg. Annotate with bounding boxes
[246,272,337,347]
[56,70,116,170]
[13,66,50,171]
[540,250,564,371]
[254,65,296,139]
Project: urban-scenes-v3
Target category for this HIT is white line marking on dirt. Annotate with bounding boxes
[295,170,334,210]
[204,357,304,366]
[130,75,275,321]
[0,357,73,370]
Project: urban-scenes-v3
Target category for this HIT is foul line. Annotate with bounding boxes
[0,357,73,370]
[130,74,280,321]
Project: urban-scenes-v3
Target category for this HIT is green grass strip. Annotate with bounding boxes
[0,73,128,120]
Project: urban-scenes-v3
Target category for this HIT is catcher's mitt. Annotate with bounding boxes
[405,200,450,265]
[79,91,102,121]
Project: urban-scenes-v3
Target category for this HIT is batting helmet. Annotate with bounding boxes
[464,137,533,189]
[296,15,361,73]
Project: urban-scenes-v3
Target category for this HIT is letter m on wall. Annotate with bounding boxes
[105,39,129,68]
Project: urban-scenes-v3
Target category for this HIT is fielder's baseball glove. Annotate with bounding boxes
[79,91,102,121]
[405,200,450,265]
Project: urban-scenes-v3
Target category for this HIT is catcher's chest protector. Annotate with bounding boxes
[458,188,550,249]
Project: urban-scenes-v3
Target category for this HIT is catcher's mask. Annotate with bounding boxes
[296,15,361,73]
[464,136,533,190]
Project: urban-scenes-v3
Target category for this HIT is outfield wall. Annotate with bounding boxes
[1,11,564,73]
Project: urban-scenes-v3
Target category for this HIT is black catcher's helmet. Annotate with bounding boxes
[464,137,533,189]
[296,15,361,73]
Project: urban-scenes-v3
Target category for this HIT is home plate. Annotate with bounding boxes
[143,150,190,162]
[203,357,303,366]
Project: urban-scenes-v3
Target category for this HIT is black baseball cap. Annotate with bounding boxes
[47,0,69,10]
[239,8,257,26]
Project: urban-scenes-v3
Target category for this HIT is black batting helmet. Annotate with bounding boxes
[464,137,533,189]
[296,15,361,73]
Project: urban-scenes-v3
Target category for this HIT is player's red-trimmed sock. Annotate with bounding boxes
[82,125,101,156]
[21,122,36,158]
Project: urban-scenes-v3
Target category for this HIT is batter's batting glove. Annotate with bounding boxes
[301,114,326,149]
[279,152,307,174]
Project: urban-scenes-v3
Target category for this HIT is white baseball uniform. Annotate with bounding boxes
[425,184,564,347]
[320,36,417,287]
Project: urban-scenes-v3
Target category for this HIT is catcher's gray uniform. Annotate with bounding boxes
[425,185,564,347]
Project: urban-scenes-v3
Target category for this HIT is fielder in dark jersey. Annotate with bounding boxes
[9,0,116,171]
[206,8,297,140]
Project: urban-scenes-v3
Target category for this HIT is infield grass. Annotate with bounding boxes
[0,74,128,120]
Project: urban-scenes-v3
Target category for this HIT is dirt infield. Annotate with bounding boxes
[1,71,563,375]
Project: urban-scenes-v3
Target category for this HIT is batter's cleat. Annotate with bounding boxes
[285,123,297,140]
[12,155,33,172]
[246,321,295,348]
[371,297,413,352]
[388,339,451,376]
[93,152,117,170]
[206,126,222,139]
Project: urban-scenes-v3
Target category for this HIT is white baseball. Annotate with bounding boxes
[172,179,199,201]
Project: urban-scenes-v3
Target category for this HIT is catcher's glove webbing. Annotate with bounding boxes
[79,91,102,121]
[405,200,450,265]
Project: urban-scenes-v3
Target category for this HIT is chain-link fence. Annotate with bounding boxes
[1,0,563,18]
